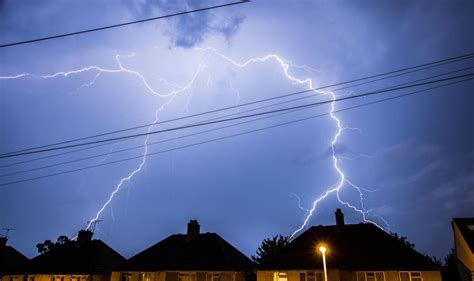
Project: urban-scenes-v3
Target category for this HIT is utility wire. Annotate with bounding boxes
[0,1,249,48]
[1,52,472,157]
[1,73,472,160]
[4,63,472,169]
[1,77,471,187]
[2,65,472,176]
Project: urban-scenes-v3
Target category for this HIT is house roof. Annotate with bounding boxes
[119,233,255,272]
[24,239,126,274]
[259,223,438,271]
[0,243,29,274]
[453,218,474,253]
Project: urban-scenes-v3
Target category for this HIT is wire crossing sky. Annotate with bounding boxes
[0,1,249,48]
[0,0,472,259]
[1,68,471,181]
[1,52,472,158]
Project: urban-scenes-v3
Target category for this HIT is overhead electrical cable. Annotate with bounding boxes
[2,65,472,176]
[1,52,472,157]
[0,1,249,48]
[0,72,472,160]
[1,76,472,187]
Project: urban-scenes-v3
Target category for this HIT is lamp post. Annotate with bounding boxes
[318,245,328,281]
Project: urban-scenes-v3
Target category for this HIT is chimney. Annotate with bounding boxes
[0,236,7,247]
[77,230,93,244]
[335,209,345,229]
[187,219,200,240]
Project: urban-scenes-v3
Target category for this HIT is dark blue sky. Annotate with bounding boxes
[0,0,473,259]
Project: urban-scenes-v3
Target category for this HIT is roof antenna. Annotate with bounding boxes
[87,220,103,234]
[1,228,15,239]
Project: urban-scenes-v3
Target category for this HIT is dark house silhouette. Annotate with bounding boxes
[115,220,255,281]
[452,217,474,281]
[11,230,125,280]
[258,209,441,281]
[0,236,28,275]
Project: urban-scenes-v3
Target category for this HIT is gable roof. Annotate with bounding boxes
[24,239,126,274]
[259,223,437,271]
[119,233,255,272]
[453,218,474,253]
[0,244,29,274]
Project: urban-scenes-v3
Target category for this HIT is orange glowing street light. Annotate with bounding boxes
[317,244,328,281]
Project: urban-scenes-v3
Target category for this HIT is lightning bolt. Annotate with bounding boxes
[83,62,207,230]
[1,54,207,233]
[195,47,386,238]
[2,46,387,239]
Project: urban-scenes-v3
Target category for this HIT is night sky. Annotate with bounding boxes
[0,0,473,260]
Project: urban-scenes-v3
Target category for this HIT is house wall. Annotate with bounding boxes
[257,270,441,281]
[111,271,249,281]
[384,271,441,281]
[257,270,340,281]
[0,275,107,281]
[453,222,474,276]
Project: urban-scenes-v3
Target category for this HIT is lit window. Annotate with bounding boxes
[299,272,323,281]
[274,273,287,281]
[51,276,63,281]
[279,273,288,281]
[467,224,474,231]
[121,273,131,281]
[139,273,155,281]
[211,274,220,281]
[357,272,385,281]
[399,272,423,281]
[179,273,196,281]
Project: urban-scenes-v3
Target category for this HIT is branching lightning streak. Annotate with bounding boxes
[2,47,386,238]
[85,62,207,230]
[290,192,310,213]
[1,55,207,232]
[196,47,384,238]
[339,154,373,161]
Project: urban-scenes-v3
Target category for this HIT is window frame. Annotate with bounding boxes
[356,271,386,281]
[398,271,423,281]
[299,271,324,281]
[276,272,288,281]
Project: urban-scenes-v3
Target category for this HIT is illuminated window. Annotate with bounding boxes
[399,272,422,281]
[211,274,220,281]
[139,273,155,281]
[468,224,474,231]
[299,272,323,281]
[51,277,64,281]
[274,272,287,281]
[179,273,197,281]
[121,273,131,281]
[357,272,385,281]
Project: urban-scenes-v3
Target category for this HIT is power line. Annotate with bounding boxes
[1,52,472,157]
[1,77,471,187]
[0,1,249,48]
[3,64,470,169]
[2,66,472,176]
[1,72,472,160]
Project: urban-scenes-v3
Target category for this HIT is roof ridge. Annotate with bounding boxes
[214,233,235,271]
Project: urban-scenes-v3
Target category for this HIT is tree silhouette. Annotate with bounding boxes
[441,248,460,281]
[390,232,415,248]
[35,235,71,254]
[35,243,46,254]
[252,234,290,265]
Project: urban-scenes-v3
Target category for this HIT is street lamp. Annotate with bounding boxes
[318,244,328,281]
